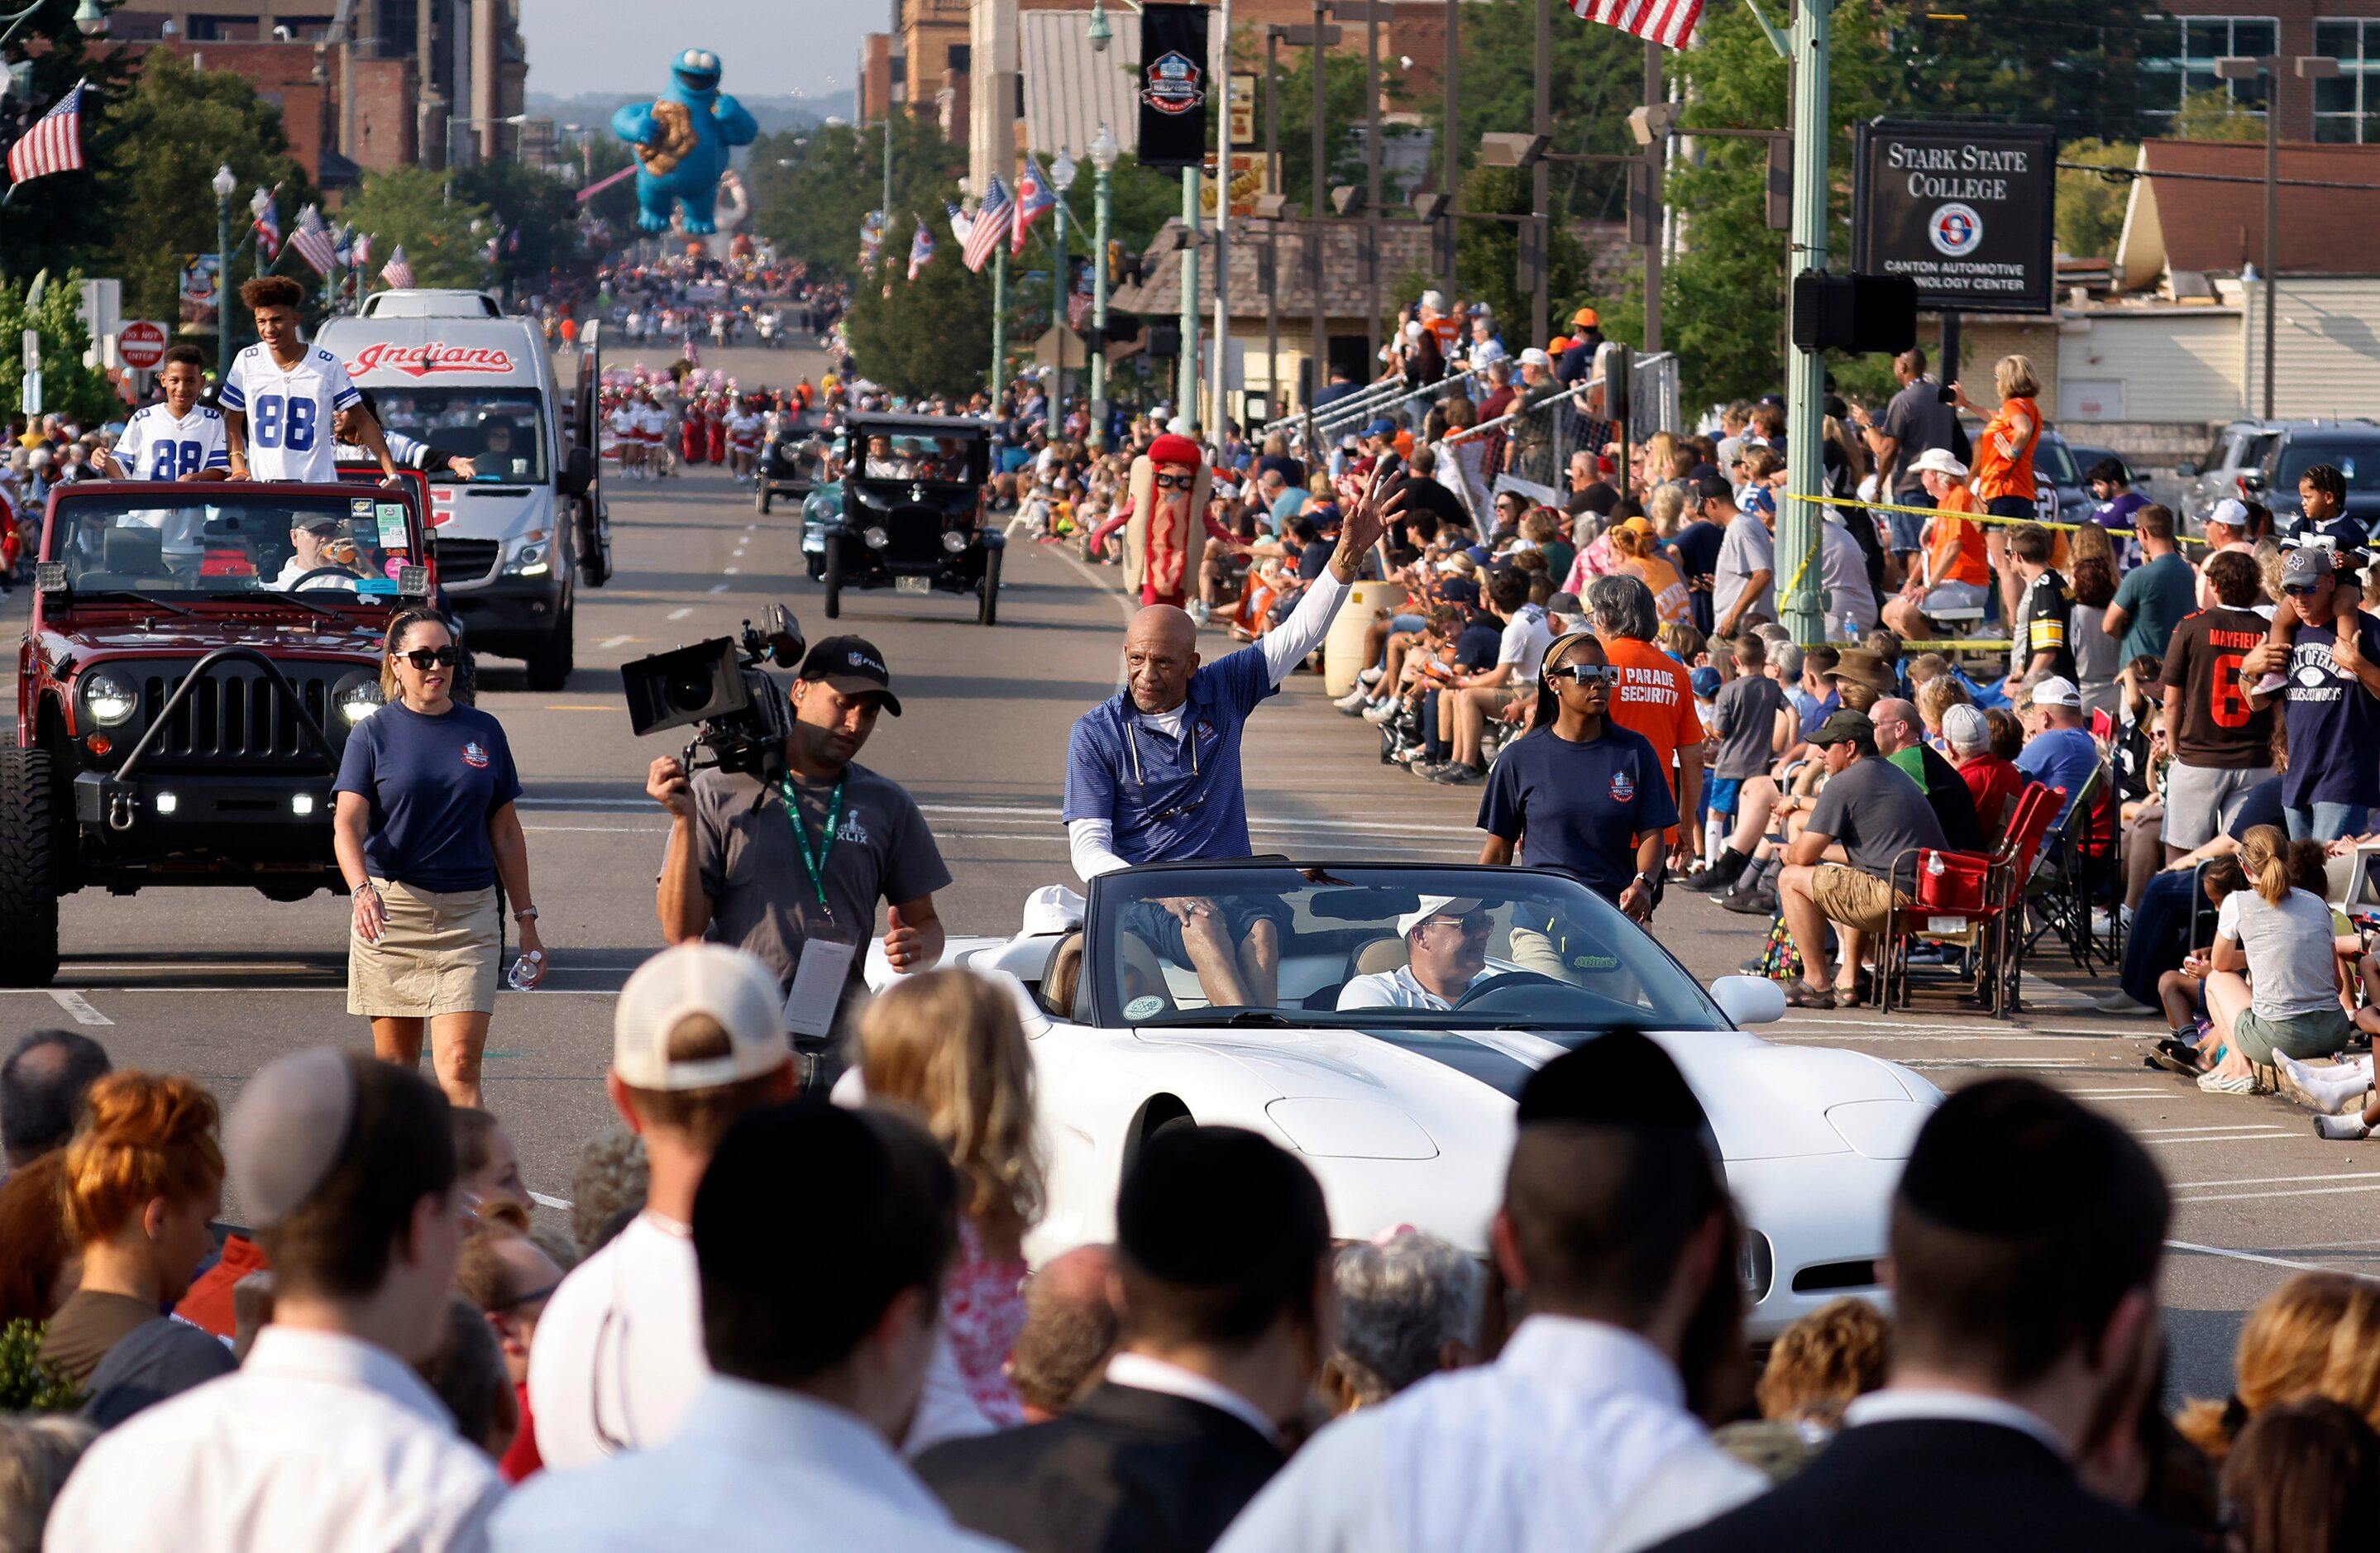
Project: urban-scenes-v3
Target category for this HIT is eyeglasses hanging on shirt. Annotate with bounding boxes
[1126,717,1206,824]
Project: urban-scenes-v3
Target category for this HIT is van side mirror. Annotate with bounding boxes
[560,446,594,498]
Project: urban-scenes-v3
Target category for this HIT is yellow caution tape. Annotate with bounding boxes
[1785,490,2208,546]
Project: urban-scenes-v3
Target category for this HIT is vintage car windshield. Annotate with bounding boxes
[368,388,548,484]
[50,491,414,602]
[851,428,988,485]
[1092,864,1728,1038]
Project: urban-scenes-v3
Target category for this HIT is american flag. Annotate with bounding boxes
[963,176,1010,273]
[906,218,935,281]
[946,200,973,250]
[1568,0,1701,50]
[6,80,86,188]
[1011,160,1055,258]
[251,190,282,259]
[380,246,414,289]
[351,232,372,269]
[289,204,339,277]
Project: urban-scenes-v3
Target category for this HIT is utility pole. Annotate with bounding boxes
[1441,0,1459,303]
[992,246,1006,400]
[1642,41,1663,354]
[1091,124,1118,450]
[1309,1,1329,413]
[1531,0,1551,348]
[2217,53,2339,418]
[1779,0,1831,647]
[1265,31,1283,422]
[1180,165,1202,428]
[1211,0,1233,440]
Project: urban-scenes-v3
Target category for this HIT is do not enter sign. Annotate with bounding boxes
[117,321,170,371]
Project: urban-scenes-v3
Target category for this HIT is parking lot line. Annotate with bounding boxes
[2174,1183,2380,1205]
[2172,1169,2380,1191]
[45,990,111,1025]
[2167,1240,2380,1279]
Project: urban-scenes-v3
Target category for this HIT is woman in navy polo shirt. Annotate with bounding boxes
[1475,630,1679,923]
[334,608,545,1106]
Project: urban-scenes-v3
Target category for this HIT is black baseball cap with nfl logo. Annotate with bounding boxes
[798,635,903,715]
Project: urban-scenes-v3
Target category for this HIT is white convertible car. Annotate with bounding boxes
[865,859,1940,1338]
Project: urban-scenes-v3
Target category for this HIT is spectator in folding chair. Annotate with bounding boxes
[1775,710,1949,1009]
[1871,696,1984,854]
[1943,705,2023,849]
[2014,676,2100,828]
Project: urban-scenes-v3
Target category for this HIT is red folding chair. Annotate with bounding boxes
[1878,782,2061,1017]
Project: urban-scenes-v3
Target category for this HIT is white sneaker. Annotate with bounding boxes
[1359,667,1383,686]
[1362,701,1398,724]
[1332,687,1371,714]
[1188,600,1212,626]
[2197,1069,2257,1095]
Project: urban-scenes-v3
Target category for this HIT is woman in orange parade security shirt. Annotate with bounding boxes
[1956,353,2045,627]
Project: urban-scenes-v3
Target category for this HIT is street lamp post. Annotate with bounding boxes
[213,164,237,380]
[1051,149,1078,402]
[1090,124,1117,451]
[2215,53,2338,420]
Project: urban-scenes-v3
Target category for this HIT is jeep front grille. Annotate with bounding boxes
[136,666,340,770]
[437,537,502,582]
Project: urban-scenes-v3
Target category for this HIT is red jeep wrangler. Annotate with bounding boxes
[2,471,442,986]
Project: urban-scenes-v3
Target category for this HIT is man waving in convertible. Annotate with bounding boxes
[1063,456,1396,1008]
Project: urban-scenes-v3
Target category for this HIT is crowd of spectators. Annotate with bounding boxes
[6,981,2365,1551]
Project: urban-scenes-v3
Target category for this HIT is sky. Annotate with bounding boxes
[516,0,874,99]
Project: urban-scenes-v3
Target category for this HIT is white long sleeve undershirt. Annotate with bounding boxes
[1068,572,1354,882]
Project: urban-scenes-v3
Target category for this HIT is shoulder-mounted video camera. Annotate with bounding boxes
[622,604,806,781]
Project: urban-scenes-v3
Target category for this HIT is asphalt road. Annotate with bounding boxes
[2,393,2361,1407]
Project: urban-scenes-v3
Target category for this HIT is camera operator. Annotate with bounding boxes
[647,636,950,1090]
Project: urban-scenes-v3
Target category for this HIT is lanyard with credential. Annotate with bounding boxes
[777,774,845,926]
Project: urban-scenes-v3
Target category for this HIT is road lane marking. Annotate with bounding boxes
[668,607,694,620]
[46,990,112,1025]
[2174,1169,2380,1191]
[2138,1123,2299,1137]
[598,635,634,648]
[724,566,740,576]
[530,1192,573,1211]
[2167,1240,2380,1280]
[709,583,730,593]
[540,705,614,712]
[2175,1183,2380,1205]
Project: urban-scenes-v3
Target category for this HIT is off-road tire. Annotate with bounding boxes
[524,603,575,692]
[0,738,62,987]
[756,483,772,514]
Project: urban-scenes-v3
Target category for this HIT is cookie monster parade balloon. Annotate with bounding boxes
[612,49,759,233]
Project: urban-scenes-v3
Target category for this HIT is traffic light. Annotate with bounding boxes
[1145,321,1180,359]
[1790,271,1918,356]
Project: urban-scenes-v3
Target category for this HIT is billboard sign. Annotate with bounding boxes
[1852,120,2056,315]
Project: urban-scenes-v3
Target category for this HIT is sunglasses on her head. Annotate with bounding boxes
[399,645,459,669]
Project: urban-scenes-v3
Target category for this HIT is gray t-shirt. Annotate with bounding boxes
[2218,887,2341,1020]
[1713,514,1776,627]
[1804,752,1948,885]
[1710,674,1787,780]
[1881,379,1958,495]
[667,759,953,1021]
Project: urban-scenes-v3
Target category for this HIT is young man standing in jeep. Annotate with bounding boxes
[220,276,401,485]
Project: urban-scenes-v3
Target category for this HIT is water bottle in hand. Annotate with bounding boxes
[508,950,543,992]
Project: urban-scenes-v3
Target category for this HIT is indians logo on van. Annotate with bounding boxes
[345,342,519,379]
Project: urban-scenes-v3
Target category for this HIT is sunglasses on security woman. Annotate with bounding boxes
[399,646,460,669]
[1548,663,1618,686]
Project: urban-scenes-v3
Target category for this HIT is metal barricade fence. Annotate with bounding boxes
[1261,366,1487,453]
[1435,353,1681,513]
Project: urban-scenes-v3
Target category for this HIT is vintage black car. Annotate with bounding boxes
[820,412,1003,625]
[754,409,829,515]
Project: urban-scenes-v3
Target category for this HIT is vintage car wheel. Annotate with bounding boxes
[755,482,772,515]
[822,538,844,619]
[524,603,575,692]
[977,545,1001,626]
[0,737,62,987]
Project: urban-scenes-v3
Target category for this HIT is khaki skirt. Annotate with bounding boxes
[348,877,501,1018]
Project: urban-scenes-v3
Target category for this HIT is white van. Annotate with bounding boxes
[315,308,609,690]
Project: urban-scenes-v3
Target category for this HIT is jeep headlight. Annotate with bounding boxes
[337,678,385,725]
[81,671,137,727]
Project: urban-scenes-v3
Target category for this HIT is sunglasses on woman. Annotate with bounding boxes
[1547,663,1618,686]
[399,646,459,669]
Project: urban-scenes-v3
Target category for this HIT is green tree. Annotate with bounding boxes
[1888,2,2155,146]
[0,1320,79,1412]
[1623,0,1898,408]
[0,270,123,424]
[450,160,586,296]
[748,116,968,284]
[93,52,317,326]
[337,168,492,290]
[0,24,140,280]
[2169,86,2264,141]
[2057,140,2137,260]
[844,214,994,399]
[1421,0,1645,218]
[1451,165,1590,339]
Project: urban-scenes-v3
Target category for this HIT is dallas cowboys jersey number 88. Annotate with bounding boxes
[221,343,363,483]
[117,403,230,481]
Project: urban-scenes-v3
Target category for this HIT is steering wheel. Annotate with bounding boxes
[288,566,358,590]
[1454,970,1567,1009]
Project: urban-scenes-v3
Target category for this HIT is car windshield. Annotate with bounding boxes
[2275,441,2380,493]
[2033,437,2078,486]
[1092,865,1728,1038]
[853,428,987,485]
[368,388,547,484]
[48,490,414,601]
